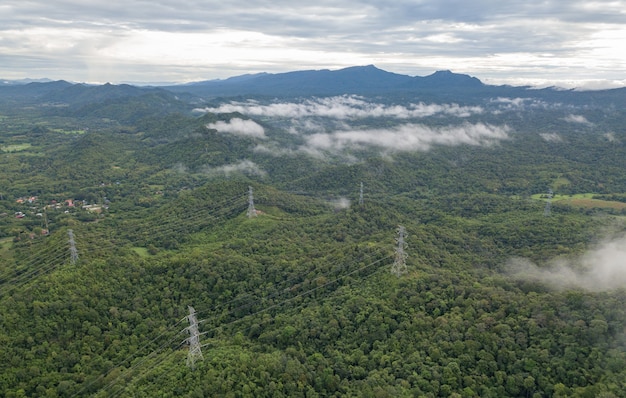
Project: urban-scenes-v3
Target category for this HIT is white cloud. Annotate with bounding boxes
[604,132,617,142]
[202,96,483,120]
[251,122,510,159]
[252,144,299,157]
[329,197,351,210]
[206,118,266,138]
[491,97,529,107]
[200,160,267,177]
[563,114,592,125]
[505,235,626,292]
[171,162,188,173]
[539,133,563,142]
[489,97,553,111]
[287,119,330,134]
[302,122,510,152]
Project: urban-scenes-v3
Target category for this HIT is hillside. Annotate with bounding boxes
[0,69,625,397]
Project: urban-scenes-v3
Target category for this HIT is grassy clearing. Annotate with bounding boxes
[131,247,150,257]
[531,192,626,210]
[50,128,86,135]
[564,193,595,199]
[553,176,571,189]
[1,143,32,152]
[568,198,626,210]
[0,237,13,251]
[531,193,595,201]
[0,237,13,262]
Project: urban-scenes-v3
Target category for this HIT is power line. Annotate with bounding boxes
[114,195,247,247]
[95,334,185,398]
[191,246,386,320]
[91,251,391,395]
[13,189,395,395]
[72,317,188,398]
[0,233,71,296]
[217,249,395,342]
[0,249,69,296]
[0,230,66,279]
[105,253,396,397]
[197,253,393,335]
[106,347,181,398]
[64,194,246,259]
[0,239,65,282]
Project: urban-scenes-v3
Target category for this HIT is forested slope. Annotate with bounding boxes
[1,82,625,397]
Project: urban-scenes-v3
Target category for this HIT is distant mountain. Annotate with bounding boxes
[40,82,156,106]
[2,66,626,110]
[182,72,270,86]
[163,65,483,97]
[66,91,191,123]
[416,70,483,89]
[0,80,74,104]
[0,77,55,85]
[162,65,626,107]
[0,79,193,108]
[0,66,481,105]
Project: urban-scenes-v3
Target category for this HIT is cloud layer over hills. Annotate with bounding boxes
[200,96,484,120]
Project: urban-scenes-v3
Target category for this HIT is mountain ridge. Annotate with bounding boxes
[164,65,484,97]
[2,66,626,109]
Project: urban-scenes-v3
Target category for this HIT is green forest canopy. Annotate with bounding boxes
[0,85,625,397]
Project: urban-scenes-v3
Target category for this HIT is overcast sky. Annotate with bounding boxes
[1,1,625,88]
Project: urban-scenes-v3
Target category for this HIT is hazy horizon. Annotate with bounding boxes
[2,65,625,92]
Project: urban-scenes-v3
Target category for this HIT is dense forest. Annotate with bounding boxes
[1,77,625,397]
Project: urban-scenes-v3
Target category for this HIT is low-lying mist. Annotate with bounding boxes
[505,235,626,291]
[198,96,484,119]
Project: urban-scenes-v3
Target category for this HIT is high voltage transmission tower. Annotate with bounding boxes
[68,229,78,264]
[359,182,364,206]
[544,188,553,217]
[391,226,408,277]
[185,306,204,370]
[247,186,257,219]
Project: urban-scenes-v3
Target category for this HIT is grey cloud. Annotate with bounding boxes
[505,235,626,292]
[369,1,626,24]
[1,0,624,85]
[1,1,368,34]
[4,1,622,32]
